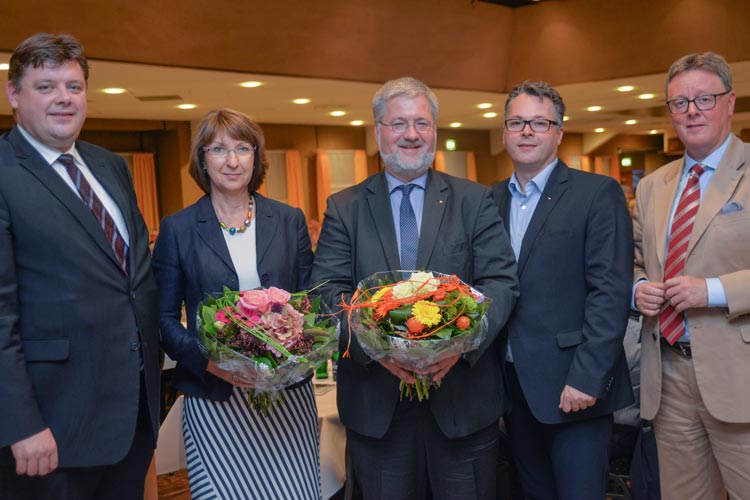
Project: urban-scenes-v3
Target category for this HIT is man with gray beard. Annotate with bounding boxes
[311,77,519,499]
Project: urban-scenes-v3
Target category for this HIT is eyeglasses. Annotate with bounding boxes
[203,145,256,158]
[666,90,731,114]
[379,120,434,134]
[504,118,559,133]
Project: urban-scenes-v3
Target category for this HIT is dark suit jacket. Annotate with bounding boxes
[152,194,313,401]
[0,126,160,467]
[492,160,634,424]
[311,170,519,439]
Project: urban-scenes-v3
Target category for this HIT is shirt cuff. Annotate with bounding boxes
[706,277,728,307]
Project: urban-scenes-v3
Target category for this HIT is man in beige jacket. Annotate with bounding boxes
[633,51,750,500]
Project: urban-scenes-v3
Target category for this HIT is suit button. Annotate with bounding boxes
[652,332,657,341]
[131,341,141,352]
[130,291,136,299]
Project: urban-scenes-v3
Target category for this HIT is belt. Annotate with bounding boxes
[661,337,692,358]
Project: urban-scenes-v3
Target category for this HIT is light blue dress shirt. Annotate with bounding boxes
[505,160,558,361]
[385,171,427,265]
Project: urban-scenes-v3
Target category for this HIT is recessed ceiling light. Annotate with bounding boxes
[616,85,635,92]
[649,129,659,135]
[239,81,263,88]
[177,104,197,110]
[625,119,637,125]
[477,103,493,109]
[482,112,498,118]
[0,63,10,71]
[102,87,126,95]
[587,105,602,112]
[350,120,364,126]
[563,116,570,122]
[594,127,606,133]
[638,93,655,100]
[292,98,311,104]
[449,122,462,128]
[330,110,346,117]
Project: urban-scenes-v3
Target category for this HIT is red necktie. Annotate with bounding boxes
[59,154,130,275]
[659,164,704,344]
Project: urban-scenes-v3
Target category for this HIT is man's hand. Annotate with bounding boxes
[635,281,666,317]
[664,276,708,312]
[423,354,461,382]
[559,385,597,413]
[379,358,416,384]
[11,428,58,476]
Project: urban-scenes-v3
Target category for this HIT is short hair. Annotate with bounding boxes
[372,77,439,123]
[188,109,269,195]
[665,52,733,94]
[505,80,566,125]
[8,33,89,91]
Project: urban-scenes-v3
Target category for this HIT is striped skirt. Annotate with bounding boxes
[183,380,322,500]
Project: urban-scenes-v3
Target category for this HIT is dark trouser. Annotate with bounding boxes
[347,397,499,500]
[1,374,155,500]
[505,362,613,500]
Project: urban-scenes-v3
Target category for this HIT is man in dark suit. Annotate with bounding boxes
[0,33,160,499]
[492,81,633,500]
[311,77,519,499]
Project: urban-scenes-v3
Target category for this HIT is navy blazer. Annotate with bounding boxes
[152,194,313,401]
[0,127,160,467]
[311,170,519,439]
[492,161,634,424]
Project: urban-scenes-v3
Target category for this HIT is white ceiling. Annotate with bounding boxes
[3,53,750,137]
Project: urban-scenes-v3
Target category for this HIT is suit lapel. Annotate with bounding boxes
[366,173,401,271]
[496,181,511,234]
[195,196,236,274]
[417,170,448,268]
[516,161,569,276]
[688,135,746,257]
[654,164,682,270]
[254,194,277,270]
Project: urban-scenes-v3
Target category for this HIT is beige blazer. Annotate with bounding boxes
[634,134,750,423]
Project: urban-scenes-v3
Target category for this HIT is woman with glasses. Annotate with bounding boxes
[152,108,320,499]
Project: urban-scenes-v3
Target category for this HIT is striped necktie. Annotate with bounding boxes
[398,184,419,270]
[659,163,704,344]
[58,154,130,275]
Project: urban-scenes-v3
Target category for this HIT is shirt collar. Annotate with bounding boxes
[386,170,428,194]
[17,125,81,166]
[508,158,558,196]
[684,133,732,174]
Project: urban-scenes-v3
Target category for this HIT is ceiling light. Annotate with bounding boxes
[563,116,570,122]
[292,98,311,104]
[621,157,633,167]
[102,87,126,95]
[177,103,197,110]
[482,112,498,118]
[587,105,602,112]
[616,85,635,92]
[649,129,659,135]
[594,127,606,133]
[449,122,462,128]
[625,119,637,125]
[0,63,10,70]
[239,81,263,88]
[638,93,655,100]
[350,120,364,126]
[477,103,493,109]
[330,110,346,117]
[446,139,456,151]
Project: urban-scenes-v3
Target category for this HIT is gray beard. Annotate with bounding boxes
[380,150,435,180]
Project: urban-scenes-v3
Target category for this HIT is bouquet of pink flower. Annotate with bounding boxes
[198,285,339,415]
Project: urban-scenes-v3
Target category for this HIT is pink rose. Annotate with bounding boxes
[267,287,291,305]
[240,289,270,314]
[215,310,232,324]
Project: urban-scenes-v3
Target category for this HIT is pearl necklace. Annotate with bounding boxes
[218,198,254,235]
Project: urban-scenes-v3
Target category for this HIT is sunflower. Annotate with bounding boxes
[412,300,442,327]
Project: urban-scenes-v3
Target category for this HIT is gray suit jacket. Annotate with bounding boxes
[311,169,518,439]
[0,126,160,467]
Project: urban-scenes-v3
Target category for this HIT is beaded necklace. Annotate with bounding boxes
[218,198,254,235]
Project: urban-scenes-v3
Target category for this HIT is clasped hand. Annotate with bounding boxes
[635,276,708,317]
[379,354,461,384]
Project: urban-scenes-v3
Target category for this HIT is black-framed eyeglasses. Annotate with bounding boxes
[379,120,434,134]
[666,90,731,114]
[203,145,256,158]
[504,118,560,132]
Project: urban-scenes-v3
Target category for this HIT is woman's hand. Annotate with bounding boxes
[206,360,255,387]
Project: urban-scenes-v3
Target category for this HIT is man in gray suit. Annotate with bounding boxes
[0,33,160,499]
[311,77,518,499]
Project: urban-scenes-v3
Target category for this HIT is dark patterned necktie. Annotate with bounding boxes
[659,163,704,344]
[58,154,130,275]
[399,184,419,270]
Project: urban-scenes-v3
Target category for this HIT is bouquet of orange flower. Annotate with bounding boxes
[198,286,339,415]
[346,271,491,401]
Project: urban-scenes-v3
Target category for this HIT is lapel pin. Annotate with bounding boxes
[438,200,444,204]
[546,196,552,201]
